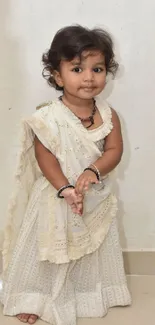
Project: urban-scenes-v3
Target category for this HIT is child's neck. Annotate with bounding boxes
[61,93,94,116]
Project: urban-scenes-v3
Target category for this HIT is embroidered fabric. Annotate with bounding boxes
[0,218,131,325]
[0,99,131,325]
[2,99,116,269]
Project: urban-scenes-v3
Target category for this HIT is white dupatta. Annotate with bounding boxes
[2,99,117,270]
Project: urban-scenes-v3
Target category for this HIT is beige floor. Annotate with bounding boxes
[0,276,155,325]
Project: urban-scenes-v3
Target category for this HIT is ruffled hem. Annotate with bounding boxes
[1,285,131,325]
[101,101,113,138]
[39,195,118,264]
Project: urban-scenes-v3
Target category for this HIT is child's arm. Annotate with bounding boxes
[34,136,69,190]
[75,109,123,194]
[34,136,83,215]
[91,108,123,176]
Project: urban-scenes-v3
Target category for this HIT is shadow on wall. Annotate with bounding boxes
[101,49,131,251]
[114,114,131,250]
[0,0,27,252]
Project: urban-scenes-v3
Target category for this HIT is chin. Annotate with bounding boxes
[81,94,94,99]
[81,88,102,99]
[78,91,97,99]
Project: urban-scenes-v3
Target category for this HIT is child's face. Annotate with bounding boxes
[54,50,106,99]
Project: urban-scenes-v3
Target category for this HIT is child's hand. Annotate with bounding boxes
[61,188,84,215]
[75,170,99,195]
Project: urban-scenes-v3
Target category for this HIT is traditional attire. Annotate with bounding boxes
[0,98,131,325]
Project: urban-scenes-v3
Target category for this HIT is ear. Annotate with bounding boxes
[53,70,64,87]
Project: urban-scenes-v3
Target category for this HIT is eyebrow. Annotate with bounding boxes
[95,61,105,65]
[71,60,105,66]
[71,61,81,66]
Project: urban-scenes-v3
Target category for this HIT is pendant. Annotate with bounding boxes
[90,116,95,124]
[86,116,94,129]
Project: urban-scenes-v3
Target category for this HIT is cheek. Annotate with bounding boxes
[65,73,81,86]
[97,74,106,86]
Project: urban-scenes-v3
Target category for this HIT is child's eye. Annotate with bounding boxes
[93,67,103,73]
[72,67,82,73]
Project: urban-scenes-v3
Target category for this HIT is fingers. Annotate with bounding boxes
[75,178,98,195]
[63,188,84,215]
[73,194,84,215]
[76,201,83,215]
[78,202,83,215]
[75,179,87,195]
[70,202,83,216]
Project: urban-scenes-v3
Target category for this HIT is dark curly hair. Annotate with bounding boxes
[42,25,119,91]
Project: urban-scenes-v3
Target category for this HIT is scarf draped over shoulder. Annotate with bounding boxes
[2,99,117,270]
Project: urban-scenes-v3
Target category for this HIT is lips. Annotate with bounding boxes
[82,87,94,91]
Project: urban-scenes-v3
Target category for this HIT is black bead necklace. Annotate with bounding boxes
[59,96,97,129]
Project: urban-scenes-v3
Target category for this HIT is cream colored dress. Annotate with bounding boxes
[0,98,131,325]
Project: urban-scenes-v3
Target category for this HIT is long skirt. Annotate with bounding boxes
[0,180,131,325]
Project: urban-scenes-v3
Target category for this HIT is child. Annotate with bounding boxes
[0,25,131,325]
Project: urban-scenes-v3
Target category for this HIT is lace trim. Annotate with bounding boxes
[38,195,118,264]
[101,101,113,138]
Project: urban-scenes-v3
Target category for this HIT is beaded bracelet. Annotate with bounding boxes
[84,167,100,181]
[57,185,75,198]
[90,164,101,181]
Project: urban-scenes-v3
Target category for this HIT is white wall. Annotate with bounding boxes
[1,0,155,250]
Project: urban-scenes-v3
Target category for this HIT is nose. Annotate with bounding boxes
[83,69,94,82]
